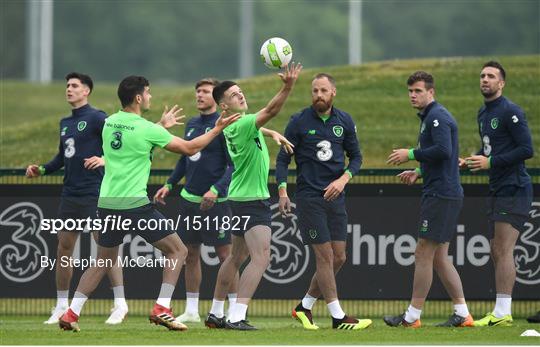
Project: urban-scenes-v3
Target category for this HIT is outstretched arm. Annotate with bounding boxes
[255,63,302,129]
[165,112,240,155]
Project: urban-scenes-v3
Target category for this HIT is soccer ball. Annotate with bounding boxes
[260,37,293,69]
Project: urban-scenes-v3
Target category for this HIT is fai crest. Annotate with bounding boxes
[490,118,499,130]
[332,125,343,137]
[77,121,87,131]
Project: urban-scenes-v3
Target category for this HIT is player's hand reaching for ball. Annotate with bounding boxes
[278,62,303,87]
[215,111,241,130]
[159,105,185,129]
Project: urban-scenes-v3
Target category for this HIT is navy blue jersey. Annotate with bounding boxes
[477,96,533,191]
[412,101,463,199]
[167,112,233,197]
[276,106,362,197]
[43,104,106,197]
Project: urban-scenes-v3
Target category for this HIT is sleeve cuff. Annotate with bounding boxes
[38,165,46,175]
[488,156,492,169]
[414,167,422,176]
[210,185,219,195]
[408,148,416,161]
[345,169,353,178]
[278,182,287,189]
[164,183,173,190]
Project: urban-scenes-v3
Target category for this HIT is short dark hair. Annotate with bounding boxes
[195,78,219,90]
[407,71,434,89]
[482,60,506,80]
[117,76,149,108]
[313,73,336,87]
[212,80,237,103]
[65,72,93,93]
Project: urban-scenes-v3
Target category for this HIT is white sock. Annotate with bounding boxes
[155,283,175,309]
[57,290,69,308]
[228,293,237,305]
[112,286,127,308]
[210,299,225,318]
[227,293,237,317]
[493,294,512,318]
[302,294,317,310]
[185,292,199,314]
[70,292,88,316]
[404,304,422,323]
[454,303,469,318]
[228,303,248,323]
[327,300,345,319]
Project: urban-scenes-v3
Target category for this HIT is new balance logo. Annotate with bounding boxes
[308,130,316,135]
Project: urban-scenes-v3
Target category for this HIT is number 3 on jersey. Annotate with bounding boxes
[483,135,491,156]
[64,138,75,158]
[111,131,123,150]
[316,140,333,161]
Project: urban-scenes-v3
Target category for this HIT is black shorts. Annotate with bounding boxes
[228,199,271,237]
[58,196,98,229]
[487,184,533,235]
[177,197,231,247]
[296,195,348,245]
[97,204,175,248]
[418,196,463,243]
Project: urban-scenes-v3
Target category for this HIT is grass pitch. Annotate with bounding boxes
[1,315,540,345]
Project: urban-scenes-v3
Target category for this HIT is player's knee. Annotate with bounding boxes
[433,256,446,272]
[165,243,188,262]
[490,240,508,261]
[57,240,75,255]
[250,248,270,268]
[185,251,199,266]
[230,253,245,268]
[216,247,231,263]
[333,253,346,268]
[414,245,433,262]
[316,251,334,266]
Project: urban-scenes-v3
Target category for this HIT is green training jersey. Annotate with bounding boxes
[98,110,173,209]
[223,113,270,201]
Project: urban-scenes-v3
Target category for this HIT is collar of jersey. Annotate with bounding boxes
[485,95,504,108]
[417,101,437,120]
[71,103,91,116]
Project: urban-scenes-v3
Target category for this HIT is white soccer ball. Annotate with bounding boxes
[260,37,293,69]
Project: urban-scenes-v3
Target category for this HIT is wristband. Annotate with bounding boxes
[210,185,219,195]
[345,169,353,179]
[408,148,416,160]
[488,156,492,169]
[414,168,422,176]
[38,165,46,175]
[164,183,172,190]
[278,182,287,189]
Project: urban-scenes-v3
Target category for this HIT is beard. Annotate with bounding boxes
[313,98,332,113]
[481,89,497,98]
